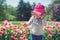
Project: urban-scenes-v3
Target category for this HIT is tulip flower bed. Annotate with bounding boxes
[0,21,31,40]
[0,21,60,40]
[43,22,60,40]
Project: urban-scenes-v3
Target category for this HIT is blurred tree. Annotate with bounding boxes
[4,5,16,21]
[7,5,17,17]
[0,0,6,5]
[0,0,16,21]
[47,0,60,21]
[24,2,32,21]
[0,0,7,20]
[32,2,36,10]
[17,0,32,21]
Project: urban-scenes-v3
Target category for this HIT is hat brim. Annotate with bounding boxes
[32,10,46,15]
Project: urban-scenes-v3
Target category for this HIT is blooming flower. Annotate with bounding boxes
[14,38,18,40]
[13,26,18,30]
[20,36,23,40]
[47,29,54,35]
[13,32,17,36]
[1,26,6,31]
[0,31,3,35]
[4,20,9,26]
[11,36,15,40]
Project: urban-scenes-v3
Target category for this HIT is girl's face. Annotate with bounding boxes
[32,13,45,19]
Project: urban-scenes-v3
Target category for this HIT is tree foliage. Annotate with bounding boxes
[47,0,60,21]
[0,0,16,21]
[17,0,32,21]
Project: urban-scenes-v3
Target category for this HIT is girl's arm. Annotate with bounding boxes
[25,16,34,25]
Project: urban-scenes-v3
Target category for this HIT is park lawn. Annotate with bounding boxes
[0,21,22,26]
[0,21,55,26]
[0,21,31,26]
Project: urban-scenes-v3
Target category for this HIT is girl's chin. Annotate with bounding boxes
[36,17,41,19]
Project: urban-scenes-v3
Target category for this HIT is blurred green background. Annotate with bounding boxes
[0,0,60,21]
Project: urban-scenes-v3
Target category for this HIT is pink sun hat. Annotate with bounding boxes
[32,4,46,15]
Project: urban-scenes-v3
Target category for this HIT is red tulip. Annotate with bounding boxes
[14,38,18,40]
[13,32,17,36]
[1,27,6,31]
[11,36,15,40]
[0,31,3,35]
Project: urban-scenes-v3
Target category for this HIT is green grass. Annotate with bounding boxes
[0,21,55,26]
[11,21,21,26]
[0,21,3,24]
[0,21,22,26]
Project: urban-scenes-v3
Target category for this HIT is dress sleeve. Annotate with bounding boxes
[26,16,34,25]
[42,17,47,26]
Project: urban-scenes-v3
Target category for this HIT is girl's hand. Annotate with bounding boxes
[22,22,27,27]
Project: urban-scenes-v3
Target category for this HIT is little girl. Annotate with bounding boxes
[23,4,47,40]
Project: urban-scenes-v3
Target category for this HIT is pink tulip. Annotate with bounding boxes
[27,32,30,35]
[47,29,54,35]
[15,29,22,34]
[6,25,13,29]
[20,36,23,40]
[27,27,32,30]
[23,35,26,39]
[48,34,52,38]
[13,26,18,30]
[4,31,7,35]
[4,20,9,26]
[58,30,60,33]
[18,31,22,34]
[23,29,26,34]
[46,26,51,28]
[16,29,20,33]
[55,22,60,26]
[1,26,6,31]
[13,32,17,36]
[53,25,56,29]
[9,25,13,28]
[58,25,60,28]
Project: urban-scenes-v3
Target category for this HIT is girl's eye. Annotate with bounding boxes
[41,14,43,16]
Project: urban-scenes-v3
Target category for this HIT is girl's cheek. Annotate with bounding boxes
[41,16,44,19]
